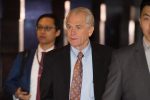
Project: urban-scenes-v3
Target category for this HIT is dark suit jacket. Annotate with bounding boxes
[40,42,112,100]
[102,39,150,100]
[4,49,36,95]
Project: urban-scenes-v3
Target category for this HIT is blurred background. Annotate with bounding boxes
[1,0,143,99]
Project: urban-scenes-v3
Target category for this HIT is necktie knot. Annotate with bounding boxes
[77,52,83,60]
[39,52,46,66]
[41,52,46,57]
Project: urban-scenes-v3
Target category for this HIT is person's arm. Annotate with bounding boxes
[14,87,31,100]
[5,52,31,100]
[102,52,122,100]
[4,53,23,95]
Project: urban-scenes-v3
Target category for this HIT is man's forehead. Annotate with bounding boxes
[142,6,150,12]
[66,23,83,27]
[142,6,150,16]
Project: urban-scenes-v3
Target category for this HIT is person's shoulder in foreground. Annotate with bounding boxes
[102,0,150,99]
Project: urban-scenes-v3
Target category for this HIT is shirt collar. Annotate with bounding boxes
[71,42,91,58]
[38,45,54,53]
[143,37,150,50]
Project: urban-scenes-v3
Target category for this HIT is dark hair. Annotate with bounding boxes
[36,13,60,30]
[140,0,150,16]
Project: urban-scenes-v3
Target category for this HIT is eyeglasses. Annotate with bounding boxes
[37,25,55,32]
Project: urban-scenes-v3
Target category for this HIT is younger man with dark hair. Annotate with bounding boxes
[5,13,61,100]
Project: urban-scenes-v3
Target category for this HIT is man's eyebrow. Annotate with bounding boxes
[76,25,81,26]
[143,13,150,17]
[66,23,70,26]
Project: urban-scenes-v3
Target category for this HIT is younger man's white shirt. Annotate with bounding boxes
[30,45,54,100]
[13,45,54,100]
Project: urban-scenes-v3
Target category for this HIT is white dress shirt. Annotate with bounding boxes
[13,45,54,100]
[30,45,54,100]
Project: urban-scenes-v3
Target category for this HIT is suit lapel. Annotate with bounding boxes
[134,40,150,76]
[132,40,150,95]
[134,40,150,91]
[92,43,108,100]
[62,45,71,99]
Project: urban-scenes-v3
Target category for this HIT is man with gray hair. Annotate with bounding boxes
[40,7,112,100]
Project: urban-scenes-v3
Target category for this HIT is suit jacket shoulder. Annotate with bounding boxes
[91,42,112,57]
[102,40,150,100]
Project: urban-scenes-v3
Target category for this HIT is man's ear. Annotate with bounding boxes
[56,30,61,37]
[139,18,143,30]
[88,26,94,37]
[139,18,141,26]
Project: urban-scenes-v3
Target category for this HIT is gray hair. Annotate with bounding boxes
[65,7,94,27]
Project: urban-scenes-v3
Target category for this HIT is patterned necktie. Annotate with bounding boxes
[36,52,45,100]
[70,52,84,100]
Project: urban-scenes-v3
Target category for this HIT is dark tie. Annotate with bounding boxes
[36,52,45,100]
[70,52,84,100]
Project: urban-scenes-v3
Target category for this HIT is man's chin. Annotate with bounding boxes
[39,41,47,44]
[70,42,78,46]
[70,44,82,49]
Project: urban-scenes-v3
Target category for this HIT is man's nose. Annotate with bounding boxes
[70,28,77,35]
[41,27,47,32]
[70,27,77,33]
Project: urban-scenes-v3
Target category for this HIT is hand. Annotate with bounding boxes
[15,87,31,100]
